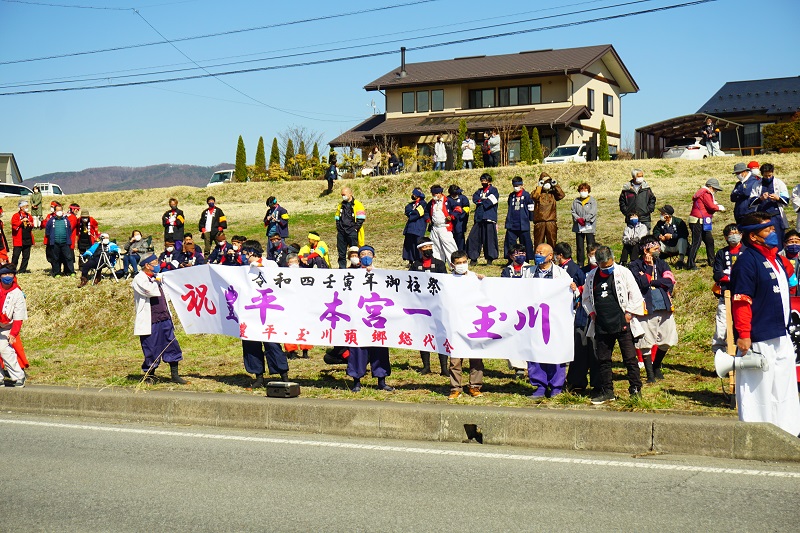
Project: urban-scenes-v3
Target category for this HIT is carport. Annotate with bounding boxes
[635,113,742,159]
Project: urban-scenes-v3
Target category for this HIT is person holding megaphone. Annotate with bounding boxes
[729,212,800,436]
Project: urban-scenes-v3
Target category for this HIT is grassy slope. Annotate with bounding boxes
[11,154,800,412]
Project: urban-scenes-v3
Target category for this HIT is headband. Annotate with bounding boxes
[308,232,320,241]
[139,254,158,267]
[738,221,774,233]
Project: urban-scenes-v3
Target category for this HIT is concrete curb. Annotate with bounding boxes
[1,386,798,462]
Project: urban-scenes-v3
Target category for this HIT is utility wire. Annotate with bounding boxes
[0,0,717,96]
[0,0,439,65]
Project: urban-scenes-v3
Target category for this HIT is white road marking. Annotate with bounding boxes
[2,418,799,478]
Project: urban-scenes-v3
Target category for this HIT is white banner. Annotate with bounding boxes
[161,265,575,363]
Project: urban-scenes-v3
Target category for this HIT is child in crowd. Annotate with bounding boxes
[711,224,743,355]
[447,250,485,399]
[621,214,647,265]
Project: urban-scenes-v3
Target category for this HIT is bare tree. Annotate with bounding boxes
[493,120,519,167]
[278,125,325,160]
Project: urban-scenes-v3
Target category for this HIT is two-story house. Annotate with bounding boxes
[330,44,638,168]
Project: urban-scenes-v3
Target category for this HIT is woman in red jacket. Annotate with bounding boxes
[686,178,725,270]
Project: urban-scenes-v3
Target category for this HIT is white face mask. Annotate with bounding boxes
[634,177,644,184]
[579,191,589,198]
[454,263,469,275]
[350,256,360,266]
[56,210,63,217]
[233,245,240,251]
[288,263,300,268]
[218,241,226,247]
[514,186,522,192]
[166,246,174,253]
[134,235,142,241]
[102,239,110,245]
[589,256,597,266]
[342,195,349,202]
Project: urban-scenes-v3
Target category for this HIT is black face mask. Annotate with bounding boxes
[422,250,433,259]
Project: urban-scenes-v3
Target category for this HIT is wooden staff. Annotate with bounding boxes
[724,289,736,409]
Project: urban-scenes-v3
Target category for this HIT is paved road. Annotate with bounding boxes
[3,414,798,532]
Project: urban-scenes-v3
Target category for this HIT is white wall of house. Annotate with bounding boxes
[0,154,22,184]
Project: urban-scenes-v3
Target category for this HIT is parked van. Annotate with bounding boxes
[33,182,65,196]
[207,169,234,187]
[543,143,588,164]
[0,183,33,198]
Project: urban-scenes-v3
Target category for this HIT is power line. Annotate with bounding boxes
[1,0,128,9]
[0,0,658,89]
[0,0,717,97]
[0,0,440,65]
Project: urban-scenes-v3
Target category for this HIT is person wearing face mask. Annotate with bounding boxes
[426,184,459,263]
[347,245,394,393]
[571,183,597,267]
[158,238,180,272]
[162,198,185,251]
[502,243,539,377]
[447,250,486,399]
[730,213,800,436]
[433,135,447,171]
[467,174,499,266]
[620,212,647,266]
[0,206,8,258]
[749,163,790,248]
[299,231,331,267]
[730,162,758,224]
[503,176,535,264]
[335,187,366,269]
[66,204,81,254]
[583,246,646,404]
[207,232,232,265]
[628,236,678,384]
[75,209,100,268]
[531,172,565,248]
[266,229,289,267]
[569,242,602,394]
[285,253,300,268]
[0,264,28,387]
[30,185,43,229]
[619,169,657,231]
[176,233,206,268]
[447,185,470,252]
[226,235,247,266]
[78,232,120,287]
[44,203,75,277]
[653,205,689,269]
[711,224,744,356]
[121,229,151,279]
[402,188,427,265]
[239,241,289,388]
[263,196,289,241]
[779,230,800,280]
[133,254,187,385]
[346,246,361,269]
[198,195,227,256]
[525,243,576,398]
[10,200,34,274]
[410,237,449,377]
[686,177,725,270]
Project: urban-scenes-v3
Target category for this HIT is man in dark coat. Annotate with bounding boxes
[466,173,499,265]
[619,169,657,230]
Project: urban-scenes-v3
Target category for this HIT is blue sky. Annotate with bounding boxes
[0,0,797,178]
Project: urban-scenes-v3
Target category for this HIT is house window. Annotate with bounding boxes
[587,88,595,111]
[402,92,415,114]
[497,85,541,107]
[530,85,541,104]
[431,89,444,112]
[603,94,613,116]
[416,91,429,112]
[469,88,495,109]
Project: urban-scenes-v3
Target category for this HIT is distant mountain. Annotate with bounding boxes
[25,163,235,194]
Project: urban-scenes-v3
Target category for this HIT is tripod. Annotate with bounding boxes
[91,247,120,284]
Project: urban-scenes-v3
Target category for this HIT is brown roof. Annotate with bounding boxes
[330,106,591,146]
[364,45,638,93]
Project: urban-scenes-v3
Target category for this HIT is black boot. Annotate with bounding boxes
[279,372,289,382]
[377,376,394,392]
[417,351,431,374]
[301,349,309,359]
[653,348,668,380]
[438,353,449,376]
[169,362,187,384]
[253,374,264,388]
[642,350,656,384]
[352,378,362,392]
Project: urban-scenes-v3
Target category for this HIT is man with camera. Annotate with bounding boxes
[531,172,565,247]
[78,232,120,287]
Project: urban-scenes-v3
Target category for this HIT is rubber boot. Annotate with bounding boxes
[417,351,431,375]
[653,348,668,380]
[642,350,656,384]
[301,349,309,359]
[377,376,394,392]
[438,353,449,376]
[252,374,264,388]
[169,362,187,384]
[279,371,289,382]
[352,378,362,393]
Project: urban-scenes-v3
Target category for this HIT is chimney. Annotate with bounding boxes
[400,47,407,78]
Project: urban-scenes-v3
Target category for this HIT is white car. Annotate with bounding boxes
[33,182,65,196]
[543,144,587,164]
[662,137,709,160]
[207,169,234,187]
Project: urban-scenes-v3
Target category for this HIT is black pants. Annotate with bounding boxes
[594,328,641,393]
[503,228,533,261]
[574,232,596,267]
[620,243,639,265]
[453,231,466,252]
[466,221,498,261]
[242,340,288,376]
[566,328,599,390]
[12,244,31,272]
[337,230,359,269]
[51,242,75,276]
[687,222,715,268]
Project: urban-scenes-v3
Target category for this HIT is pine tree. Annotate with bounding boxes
[312,142,320,163]
[234,135,247,182]
[456,119,467,169]
[255,136,266,174]
[269,137,280,166]
[531,127,543,164]
[298,140,307,156]
[284,139,295,171]
[520,126,532,164]
[599,119,610,161]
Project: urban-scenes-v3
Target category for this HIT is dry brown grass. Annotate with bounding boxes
[12,154,800,413]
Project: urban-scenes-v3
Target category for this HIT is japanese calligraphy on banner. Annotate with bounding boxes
[161,265,575,363]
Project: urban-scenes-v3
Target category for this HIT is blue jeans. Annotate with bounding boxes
[123,253,140,274]
[434,161,445,171]
[463,160,474,169]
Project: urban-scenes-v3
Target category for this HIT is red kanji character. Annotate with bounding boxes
[398,331,413,346]
[371,330,388,345]
[344,329,359,345]
[181,283,217,317]
[423,333,436,350]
